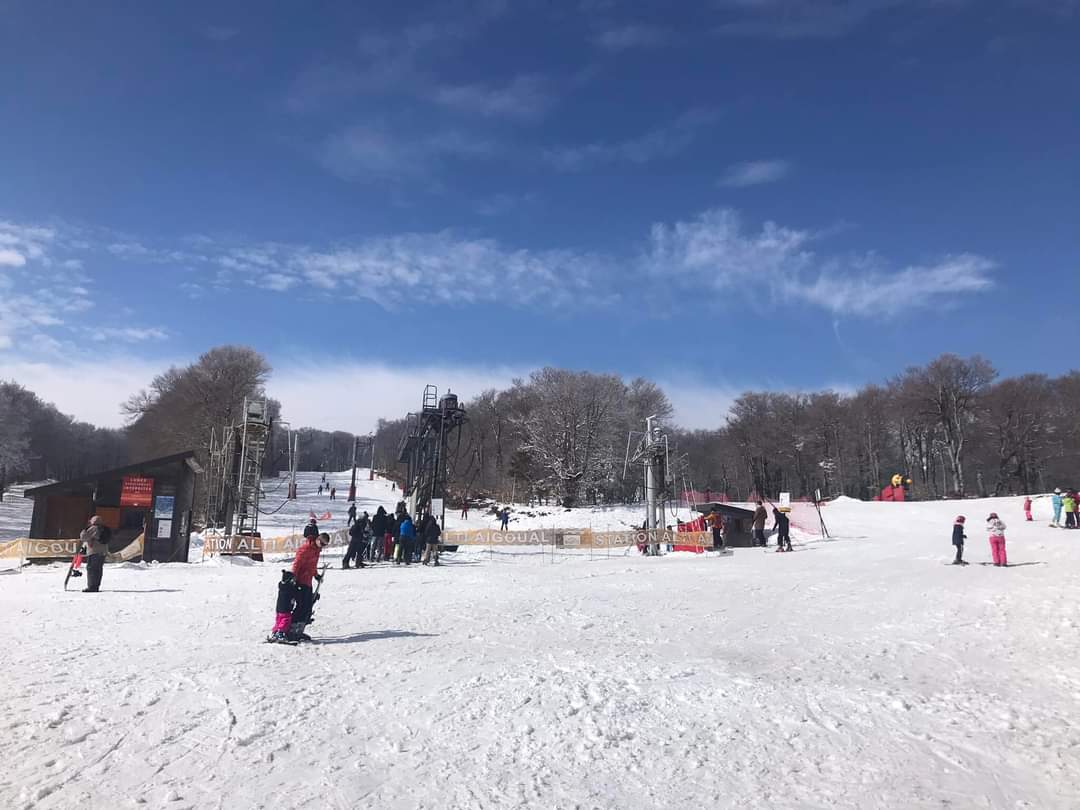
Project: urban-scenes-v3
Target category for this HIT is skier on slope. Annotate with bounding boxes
[772,507,792,553]
[986,513,1008,567]
[1023,496,1033,522]
[951,516,968,565]
[1051,488,1063,527]
[288,532,330,641]
[267,570,297,642]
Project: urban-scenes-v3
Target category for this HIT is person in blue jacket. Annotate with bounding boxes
[1051,488,1063,527]
[395,512,416,566]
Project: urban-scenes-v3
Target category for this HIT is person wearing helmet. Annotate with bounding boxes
[951,516,968,565]
[1051,488,1063,527]
[986,513,1008,567]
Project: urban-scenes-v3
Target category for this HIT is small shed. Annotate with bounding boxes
[24,451,202,563]
[693,502,757,547]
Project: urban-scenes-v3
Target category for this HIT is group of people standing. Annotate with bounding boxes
[342,502,443,568]
[1050,489,1080,528]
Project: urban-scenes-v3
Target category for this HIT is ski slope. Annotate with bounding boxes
[2,474,1078,809]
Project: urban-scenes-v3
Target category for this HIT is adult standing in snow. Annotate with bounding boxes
[499,507,510,531]
[1051,488,1063,526]
[317,484,323,496]
[386,511,400,561]
[772,508,792,552]
[1023,496,1033,522]
[396,512,416,565]
[371,507,388,561]
[951,516,967,565]
[706,508,724,550]
[343,514,367,569]
[986,513,1008,567]
[1063,491,1077,529]
[289,532,329,641]
[751,501,768,547]
[421,511,442,565]
[461,499,469,520]
[79,515,111,593]
[347,502,357,526]
[329,487,336,501]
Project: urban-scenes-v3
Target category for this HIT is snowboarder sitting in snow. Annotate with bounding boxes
[986,513,1008,567]
[772,507,792,552]
[951,516,967,565]
[268,570,297,642]
[289,532,330,641]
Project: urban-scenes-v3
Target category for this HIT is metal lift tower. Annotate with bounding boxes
[204,398,272,537]
[397,386,467,524]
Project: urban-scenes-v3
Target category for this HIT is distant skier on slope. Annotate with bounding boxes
[772,507,792,552]
[951,516,967,565]
[347,502,357,526]
[986,513,1008,567]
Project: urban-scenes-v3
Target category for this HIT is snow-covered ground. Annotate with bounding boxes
[0,483,40,543]
[2,473,1079,809]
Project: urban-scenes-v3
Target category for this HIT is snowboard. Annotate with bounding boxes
[63,547,85,591]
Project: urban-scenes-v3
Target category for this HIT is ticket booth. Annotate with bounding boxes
[24,451,202,562]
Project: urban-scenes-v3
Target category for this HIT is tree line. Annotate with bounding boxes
[374,355,1080,505]
[3,348,1078,510]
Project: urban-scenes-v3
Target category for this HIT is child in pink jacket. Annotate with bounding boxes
[986,513,1008,567]
[1023,497,1032,522]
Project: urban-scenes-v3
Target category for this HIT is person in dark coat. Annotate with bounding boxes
[347,503,357,526]
[370,507,388,561]
[79,515,111,593]
[499,508,510,531]
[303,518,319,540]
[951,515,967,565]
[343,516,367,569]
[772,508,792,552]
[752,501,768,547]
[386,512,399,561]
[421,512,442,565]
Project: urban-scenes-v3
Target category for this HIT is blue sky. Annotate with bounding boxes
[1,0,1078,431]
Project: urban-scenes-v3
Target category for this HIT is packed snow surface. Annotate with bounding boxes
[2,472,1078,809]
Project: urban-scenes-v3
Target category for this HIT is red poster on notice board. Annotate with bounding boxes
[120,476,154,508]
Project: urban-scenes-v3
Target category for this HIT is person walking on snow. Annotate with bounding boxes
[751,501,768,547]
[951,516,968,565]
[772,508,793,552]
[986,513,1008,567]
[1023,496,1033,522]
[79,515,111,593]
[1063,491,1077,529]
[289,532,329,641]
[347,502,357,526]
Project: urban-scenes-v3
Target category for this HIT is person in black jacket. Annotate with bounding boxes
[347,503,357,526]
[370,507,388,561]
[343,516,367,569]
[951,516,967,565]
[772,508,792,552]
[303,518,319,541]
[421,512,442,566]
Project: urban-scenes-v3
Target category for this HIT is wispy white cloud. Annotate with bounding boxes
[593,24,672,51]
[719,159,791,187]
[432,75,554,121]
[544,108,718,171]
[318,125,500,180]
[714,0,905,39]
[645,207,995,316]
[91,327,169,343]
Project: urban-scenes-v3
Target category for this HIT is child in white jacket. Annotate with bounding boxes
[986,513,1008,567]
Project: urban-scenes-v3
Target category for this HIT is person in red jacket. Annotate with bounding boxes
[1023,496,1033,522]
[288,532,329,642]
